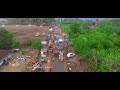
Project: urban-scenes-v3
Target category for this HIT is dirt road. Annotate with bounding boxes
[0,59,30,72]
[52,25,85,72]
[52,56,65,72]
[0,49,37,72]
[50,25,65,72]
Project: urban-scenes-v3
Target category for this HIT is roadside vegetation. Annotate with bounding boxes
[0,28,14,50]
[60,19,120,72]
[21,49,29,55]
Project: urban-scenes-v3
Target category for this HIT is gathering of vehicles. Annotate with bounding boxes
[0,21,76,72]
[31,24,75,72]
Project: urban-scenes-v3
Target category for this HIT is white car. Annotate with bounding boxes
[67,53,75,58]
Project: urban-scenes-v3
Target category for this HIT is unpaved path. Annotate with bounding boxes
[0,49,37,72]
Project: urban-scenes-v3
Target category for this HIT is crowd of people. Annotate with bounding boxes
[32,24,67,72]
[47,25,66,62]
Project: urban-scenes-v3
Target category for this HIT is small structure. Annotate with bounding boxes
[40,49,48,62]
[41,41,47,46]
[49,28,53,32]
[36,32,40,37]
[13,49,20,52]
[32,59,40,71]
[41,49,48,57]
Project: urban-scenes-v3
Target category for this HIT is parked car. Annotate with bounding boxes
[67,53,75,58]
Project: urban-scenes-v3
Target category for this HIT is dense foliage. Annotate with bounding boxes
[12,39,21,49]
[60,19,120,72]
[21,49,29,55]
[0,28,14,50]
[31,41,42,50]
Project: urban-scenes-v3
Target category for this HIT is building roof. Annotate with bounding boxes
[58,39,63,42]
[41,41,47,45]
[41,49,47,52]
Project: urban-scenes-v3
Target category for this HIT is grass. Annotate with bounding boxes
[21,49,29,55]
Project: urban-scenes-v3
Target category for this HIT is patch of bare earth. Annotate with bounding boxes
[0,49,38,72]
[0,25,50,72]
[4,25,49,44]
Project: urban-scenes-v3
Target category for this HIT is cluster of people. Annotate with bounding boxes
[47,25,66,62]
[59,50,64,62]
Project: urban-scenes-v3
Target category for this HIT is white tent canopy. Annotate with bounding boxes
[58,39,63,42]
[49,28,53,31]
[41,41,47,45]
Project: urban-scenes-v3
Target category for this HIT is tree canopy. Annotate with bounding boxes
[21,49,29,55]
[0,28,14,50]
[12,39,21,49]
[60,19,120,72]
[31,41,42,50]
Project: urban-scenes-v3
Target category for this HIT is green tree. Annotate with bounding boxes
[12,39,21,49]
[6,32,14,48]
[21,49,29,55]
[70,21,80,34]
[60,20,120,72]
[32,41,42,58]
[0,28,14,50]
[32,41,42,50]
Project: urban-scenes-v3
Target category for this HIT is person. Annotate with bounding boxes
[61,56,63,62]
[59,50,61,60]
[63,56,66,61]
[25,58,27,62]
[50,56,53,62]
[61,51,64,62]
[47,49,49,55]
[49,67,52,72]
[62,44,64,49]
[59,54,61,60]
[53,40,54,43]
[52,49,54,55]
